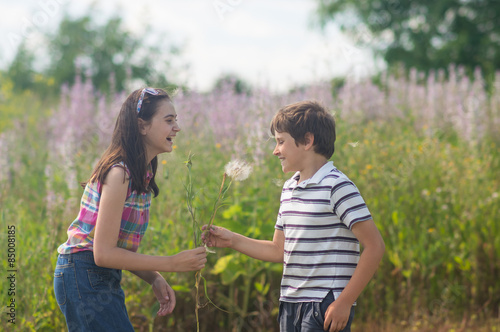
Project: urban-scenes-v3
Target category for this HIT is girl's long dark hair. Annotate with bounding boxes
[84,88,171,197]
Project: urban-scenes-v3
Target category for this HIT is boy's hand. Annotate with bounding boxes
[201,225,233,248]
[323,299,351,332]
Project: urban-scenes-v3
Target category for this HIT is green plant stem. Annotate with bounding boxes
[195,271,201,332]
[185,153,231,331]
[184,153,202,332]
[207,172,228,229]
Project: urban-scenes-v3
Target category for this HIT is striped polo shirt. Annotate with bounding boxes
[58,163,152,254]
[275,161,372,303]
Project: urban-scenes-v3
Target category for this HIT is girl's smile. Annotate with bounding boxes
[141,100,181,162]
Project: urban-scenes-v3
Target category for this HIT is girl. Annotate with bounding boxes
[54,88,207,331]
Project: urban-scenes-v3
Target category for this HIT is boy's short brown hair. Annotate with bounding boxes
[270,100,336,159]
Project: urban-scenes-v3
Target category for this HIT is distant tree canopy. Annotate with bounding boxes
[6,43,36,92]
[315,0,500,82]
[213,73,252,95]
[5,9,180,94]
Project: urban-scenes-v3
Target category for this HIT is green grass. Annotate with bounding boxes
[1,82,499,331]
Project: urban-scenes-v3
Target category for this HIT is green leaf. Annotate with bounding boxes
[392,211,399,226]
[254,281,270,295]
[211,254,244,285]
[222,204,243,219]
[212,255,234,275]
[172,284,192,293]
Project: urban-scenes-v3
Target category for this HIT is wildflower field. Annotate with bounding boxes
[1,66,499,331]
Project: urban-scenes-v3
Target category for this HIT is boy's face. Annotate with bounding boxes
[273,131,305,174]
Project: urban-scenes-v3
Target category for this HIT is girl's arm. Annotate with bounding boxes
[203,225,284,263]
[323,219,385,331]
[129,270,161,284]
[93,167,207,272]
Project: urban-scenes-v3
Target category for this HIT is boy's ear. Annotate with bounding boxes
[304,132,314,150]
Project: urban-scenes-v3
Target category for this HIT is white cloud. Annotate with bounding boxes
[0,0,379,92]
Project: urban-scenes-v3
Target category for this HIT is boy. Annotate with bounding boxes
[203,101,385,332]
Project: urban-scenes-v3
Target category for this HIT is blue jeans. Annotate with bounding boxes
[278,291,355,332]
[53,251,134,332]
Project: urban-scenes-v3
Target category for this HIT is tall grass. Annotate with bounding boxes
[0,66,499,331]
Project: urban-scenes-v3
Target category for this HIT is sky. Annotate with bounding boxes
[0,0,381,92]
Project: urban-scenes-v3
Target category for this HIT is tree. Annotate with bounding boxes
[212,73,252,95]
[45,12,176,92]
[315,0,500,82]
[6,8,181,94]
[6,42,36,92]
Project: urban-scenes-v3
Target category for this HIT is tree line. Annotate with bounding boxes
[3,1,499,95]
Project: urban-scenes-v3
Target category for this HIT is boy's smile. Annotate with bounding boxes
[273,131,305,174]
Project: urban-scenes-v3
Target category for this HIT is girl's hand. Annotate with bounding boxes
[151,275,176,316]
[201,225,233,248]
[170,247,207,271]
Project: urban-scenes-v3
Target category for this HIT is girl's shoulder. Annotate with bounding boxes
[111,162,131,178]
[101,163,132,196]
[102,162,131,188]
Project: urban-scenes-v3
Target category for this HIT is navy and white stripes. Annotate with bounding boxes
[275,161,372,303]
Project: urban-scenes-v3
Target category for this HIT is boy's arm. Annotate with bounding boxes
[203,226,284,263]
[324,219,385,332]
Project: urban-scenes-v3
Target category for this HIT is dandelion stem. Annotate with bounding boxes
[184,155,251,331]
[184,153,203,332]
[207,173,229,230]
[195,271,201,332]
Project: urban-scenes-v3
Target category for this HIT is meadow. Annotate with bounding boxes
[0,65,499,331]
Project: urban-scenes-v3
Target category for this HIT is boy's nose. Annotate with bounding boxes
[273,146,279,156]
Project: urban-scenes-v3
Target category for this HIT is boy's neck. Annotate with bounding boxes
[298,156,329,184]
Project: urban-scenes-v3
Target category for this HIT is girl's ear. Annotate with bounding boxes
[304,132,315,150]
[138,118,148,135]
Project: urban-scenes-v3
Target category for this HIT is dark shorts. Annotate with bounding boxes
[53,250,134,332]
[278,291,355,332]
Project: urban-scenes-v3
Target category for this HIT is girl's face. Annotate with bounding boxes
[141,100,181,161]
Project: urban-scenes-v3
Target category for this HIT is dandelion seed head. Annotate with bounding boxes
[272,178,285,187]
[224,160,252,181]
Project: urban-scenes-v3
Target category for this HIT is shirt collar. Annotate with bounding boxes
[294,161,335,187]
[309,161,335,184]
